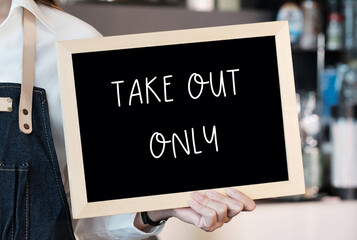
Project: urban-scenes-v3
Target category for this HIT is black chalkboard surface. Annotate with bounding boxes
[57,21,304,219]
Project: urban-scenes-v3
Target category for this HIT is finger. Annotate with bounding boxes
[172,207,201,225]
[205,190,243,219]
[226,188,256,211]
[198,191,230,224]
[225,218,232,223]
[189,197,218,230]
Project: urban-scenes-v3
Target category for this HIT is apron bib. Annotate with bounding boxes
[0,8,75,240]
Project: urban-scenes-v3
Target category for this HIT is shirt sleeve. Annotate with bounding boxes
[73,213,164,240]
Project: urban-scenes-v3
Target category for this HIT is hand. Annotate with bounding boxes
[173,188,255,232]
[135,188,255,232]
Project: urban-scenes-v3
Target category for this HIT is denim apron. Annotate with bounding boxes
[0,8,75,240]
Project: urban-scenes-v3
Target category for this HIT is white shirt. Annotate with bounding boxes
[0,0,163,239]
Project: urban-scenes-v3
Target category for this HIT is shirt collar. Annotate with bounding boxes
[10,0,55,34]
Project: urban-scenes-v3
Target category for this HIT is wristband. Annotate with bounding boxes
[141,212,167,226]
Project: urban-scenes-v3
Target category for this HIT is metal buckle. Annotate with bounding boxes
[0,97,13,112]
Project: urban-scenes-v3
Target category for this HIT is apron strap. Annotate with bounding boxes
[19,8,36,134]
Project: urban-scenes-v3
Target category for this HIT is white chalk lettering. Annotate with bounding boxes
[191,127,202,155]
[150,132,171,159]
[187,69,240,99]
[226,69,240,95]
[172,130,190,158]
[111,68,239,107]
[145,76,161,104]
[210,71,226,97]
[163,75,174,103]
[149,125,219,159]
[129,79,143,106]
[187,73,209,99]
[111,74,175,107]
[203,125,219,152]
[111,80,124,107]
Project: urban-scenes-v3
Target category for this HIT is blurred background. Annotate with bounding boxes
[58,0,357,239]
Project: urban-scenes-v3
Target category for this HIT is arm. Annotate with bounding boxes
[134,188,255,232]
[73,188,254,239]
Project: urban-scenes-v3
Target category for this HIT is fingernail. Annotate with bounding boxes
[192,192,205,202]
[188,199,199,209]
[206,190,218,199]
[226,188,235,197]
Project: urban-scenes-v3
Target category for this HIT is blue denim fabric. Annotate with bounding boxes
[0,83,75,240]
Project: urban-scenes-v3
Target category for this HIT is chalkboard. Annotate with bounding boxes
[57,21,304,219]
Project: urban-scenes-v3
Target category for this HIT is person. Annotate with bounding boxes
[0,0,256,238]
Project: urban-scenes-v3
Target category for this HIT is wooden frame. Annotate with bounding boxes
[56,21,304,219]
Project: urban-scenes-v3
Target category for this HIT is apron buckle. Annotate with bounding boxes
[0,97,13,112]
